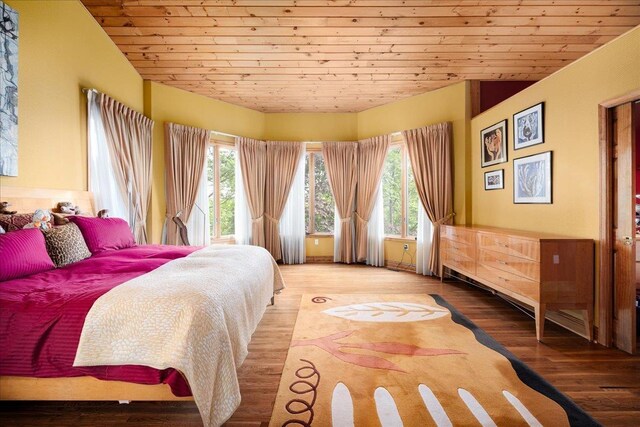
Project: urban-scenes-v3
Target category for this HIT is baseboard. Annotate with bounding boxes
[305,256,333,263]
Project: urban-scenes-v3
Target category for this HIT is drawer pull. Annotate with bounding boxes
[498,243,509,248]
[498,276,509,282]
[498,260,508,265]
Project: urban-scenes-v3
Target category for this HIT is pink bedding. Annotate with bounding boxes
[0,245,201,396]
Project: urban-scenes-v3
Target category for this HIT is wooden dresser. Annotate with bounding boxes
[440,225,594,341]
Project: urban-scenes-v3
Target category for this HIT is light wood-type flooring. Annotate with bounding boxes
[1,264,638,426]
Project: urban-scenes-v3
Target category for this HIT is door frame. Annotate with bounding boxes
[598,88,640,347]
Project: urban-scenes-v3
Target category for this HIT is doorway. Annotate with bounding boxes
[599,92,639,354]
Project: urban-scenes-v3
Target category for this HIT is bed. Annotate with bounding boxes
[0,187,284,426]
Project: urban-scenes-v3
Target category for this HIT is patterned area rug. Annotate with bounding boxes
[269,294,598,426]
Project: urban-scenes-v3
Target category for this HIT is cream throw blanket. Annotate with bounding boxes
[74,245,284,426]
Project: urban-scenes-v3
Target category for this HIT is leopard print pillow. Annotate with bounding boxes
[42,223,92,267]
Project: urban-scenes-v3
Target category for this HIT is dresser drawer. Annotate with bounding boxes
[478,249,540,282]
[441,226,476,246]
[477,233,540,262]
[442,249,476,275]
[442,237,475,259]
[476,264,540,302]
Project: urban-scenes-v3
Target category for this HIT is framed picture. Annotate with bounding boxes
[513,102,544,150]
[484,169,504,190]
[481,119,507,168]
[513,151,552,204]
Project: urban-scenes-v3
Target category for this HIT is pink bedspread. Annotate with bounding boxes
[0,245,201,396]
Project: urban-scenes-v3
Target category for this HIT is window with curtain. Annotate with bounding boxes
[382,141,419,238]
[206,141,237,241]
[305,151,335,234]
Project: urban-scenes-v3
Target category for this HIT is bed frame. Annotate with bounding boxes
[0,186,193,402]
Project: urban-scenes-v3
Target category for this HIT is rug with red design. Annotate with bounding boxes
[269,294,597,427]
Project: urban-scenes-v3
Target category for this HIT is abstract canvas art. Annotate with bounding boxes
[481,119,507,168]
[514,151,552,204]
[0,1,18,176]
[484,169,504,190]
[514,102,544,150]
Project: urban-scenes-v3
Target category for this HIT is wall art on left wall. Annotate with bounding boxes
[0,1,18,177]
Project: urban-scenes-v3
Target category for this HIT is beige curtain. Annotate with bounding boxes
[355,135,390,262]
[99,93,154,244]
[322,141,358,264]
[237,137,267,247]
[164,122,209,245]
[265,141,303,260]
[403,122,454,276]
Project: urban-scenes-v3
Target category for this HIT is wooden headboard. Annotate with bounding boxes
[0,186,95,216]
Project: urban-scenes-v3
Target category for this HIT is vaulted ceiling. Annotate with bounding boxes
[83,1,640,113]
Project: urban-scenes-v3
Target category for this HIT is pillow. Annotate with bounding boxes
[0,228,55,281]
[0,213,34,231]
[42,223,92,267]
[0,212,55,231]
[69,216,135,254]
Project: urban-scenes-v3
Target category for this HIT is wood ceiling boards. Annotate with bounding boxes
[82,1,640,113]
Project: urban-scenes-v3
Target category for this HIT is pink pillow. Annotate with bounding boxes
[69,216,136,254]
[0,228,55,281]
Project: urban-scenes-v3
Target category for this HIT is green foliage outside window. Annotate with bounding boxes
[313,154,334,233]
[383,147,402,235]
[407,164,419,237]
[219,148,235,236]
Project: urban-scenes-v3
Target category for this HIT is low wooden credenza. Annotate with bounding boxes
[440,225,594,341]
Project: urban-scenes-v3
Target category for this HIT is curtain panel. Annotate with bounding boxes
[237,137,267,248]
[265,141,303,260]
[280,147,307,264]
[403,122,454,276]
[87,91,128,224]
[98,93,154,244]
[323,141,358,264]
[355,135,390,263]
[164,122,209,246]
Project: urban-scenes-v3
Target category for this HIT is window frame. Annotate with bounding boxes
[305,146,334,236]
[208,136,236,243]
[384,134,416,240]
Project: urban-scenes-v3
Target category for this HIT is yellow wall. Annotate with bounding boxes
[144,81,266,242]
[0,0,143,192]
[471,27,640,239]
[264,113,358,141]
[358,82,472,227]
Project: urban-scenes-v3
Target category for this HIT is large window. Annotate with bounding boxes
[206,141,236,240]
[305,151,334,234]
[382,140,419,238]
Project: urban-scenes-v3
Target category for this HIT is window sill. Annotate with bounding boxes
[384,236,417,243]
[210,237,236,244]
[306,234,334,238]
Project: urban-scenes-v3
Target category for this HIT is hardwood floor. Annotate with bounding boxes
[1,264,638,426]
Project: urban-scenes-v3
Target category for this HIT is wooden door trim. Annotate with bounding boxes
[598,89,639,349]
[598,104,614,347]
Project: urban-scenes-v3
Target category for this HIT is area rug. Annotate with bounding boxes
[269,294,598,426]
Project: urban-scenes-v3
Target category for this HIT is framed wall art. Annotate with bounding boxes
[481,119,507,168]
[513,151,552,204]
[0,1,19,176]
[484,169,504,190]
[513,102,544,150]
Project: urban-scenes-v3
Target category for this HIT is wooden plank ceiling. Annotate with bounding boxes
[83,0,640,113]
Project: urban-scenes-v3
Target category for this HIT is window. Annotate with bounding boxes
[206,141,236,240]
[382,138,418,238]
[305,151,334,234]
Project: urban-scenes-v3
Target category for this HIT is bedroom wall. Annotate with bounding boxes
[357,81,472,264]
[264,113,358,141]
[0,0,143,193]
[471,26,640,325]
[144,81,266,243]
[471,26,640,238]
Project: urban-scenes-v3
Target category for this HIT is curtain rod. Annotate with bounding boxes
[81,87,98,94]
